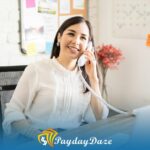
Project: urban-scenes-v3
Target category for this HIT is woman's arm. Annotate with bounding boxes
[12,119,41,139]
[89,77,103,120]
[3,64,38,135]
[89,77,108,120]
[84,50,109,120]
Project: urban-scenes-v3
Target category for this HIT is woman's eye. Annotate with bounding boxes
[81,36,87,40]
[67,33,74,36]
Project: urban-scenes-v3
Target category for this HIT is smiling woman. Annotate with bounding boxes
[3,16,109,140]
[56,22,90,70]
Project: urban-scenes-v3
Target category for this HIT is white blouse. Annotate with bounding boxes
[3,58,109,134]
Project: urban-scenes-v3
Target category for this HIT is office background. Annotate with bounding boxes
[0,0,150,113]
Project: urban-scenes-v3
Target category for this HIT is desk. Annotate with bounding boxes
[1,112,150,150]
[60,114,135,138]
[56,114,135,150]
[58,112,150,150]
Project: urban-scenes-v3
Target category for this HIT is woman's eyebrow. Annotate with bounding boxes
[67,29,88,37]
[67,29,76,33]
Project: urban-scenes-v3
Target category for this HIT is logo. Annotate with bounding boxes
[38,128,58,147]
[38,128,112,147]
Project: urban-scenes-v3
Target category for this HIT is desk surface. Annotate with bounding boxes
[1,113,149,150]
[60,114,135,139]
[59,110,150,149]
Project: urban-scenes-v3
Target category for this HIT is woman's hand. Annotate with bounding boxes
[84,50,98,82]
[84,50,107,120]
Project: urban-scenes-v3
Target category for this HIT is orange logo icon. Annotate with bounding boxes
[38,128,58,147]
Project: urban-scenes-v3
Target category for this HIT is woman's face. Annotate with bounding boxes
[58,22,90,60]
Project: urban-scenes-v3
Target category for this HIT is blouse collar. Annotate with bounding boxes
[51,57,78,75]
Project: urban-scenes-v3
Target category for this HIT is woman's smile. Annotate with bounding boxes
[67,45,80,54]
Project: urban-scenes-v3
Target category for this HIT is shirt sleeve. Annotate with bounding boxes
[83,104,96,123]
[100,102,109,119]
[2,64,38,135]
[83,102,109,123]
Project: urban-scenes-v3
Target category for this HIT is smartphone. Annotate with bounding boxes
[77,41,93,67]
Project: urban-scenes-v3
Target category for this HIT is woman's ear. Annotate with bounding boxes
[57,33,61,43]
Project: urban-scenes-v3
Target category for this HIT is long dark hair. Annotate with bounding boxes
[50,16,95,93]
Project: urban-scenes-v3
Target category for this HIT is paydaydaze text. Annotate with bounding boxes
[54,136,112,147]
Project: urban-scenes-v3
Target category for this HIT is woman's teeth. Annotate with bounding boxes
[68,46,79,51]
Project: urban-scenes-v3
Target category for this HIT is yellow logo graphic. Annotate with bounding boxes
[38,128,58,147]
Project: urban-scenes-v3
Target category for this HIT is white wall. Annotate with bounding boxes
[98,0,150,110]
[88,0,99,44]
[0,0,20,65]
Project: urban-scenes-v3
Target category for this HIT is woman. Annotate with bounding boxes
[3,16,109,139]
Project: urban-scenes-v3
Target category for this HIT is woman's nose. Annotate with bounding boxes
[72,36,80,45]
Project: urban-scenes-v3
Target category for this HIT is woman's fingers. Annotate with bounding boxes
[84,50,96,62]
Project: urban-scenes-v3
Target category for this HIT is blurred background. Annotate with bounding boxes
[0,0,150,112]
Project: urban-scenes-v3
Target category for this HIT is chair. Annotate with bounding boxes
[0,65,26,136]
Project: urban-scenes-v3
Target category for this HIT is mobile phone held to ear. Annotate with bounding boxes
[78,41,93,67]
